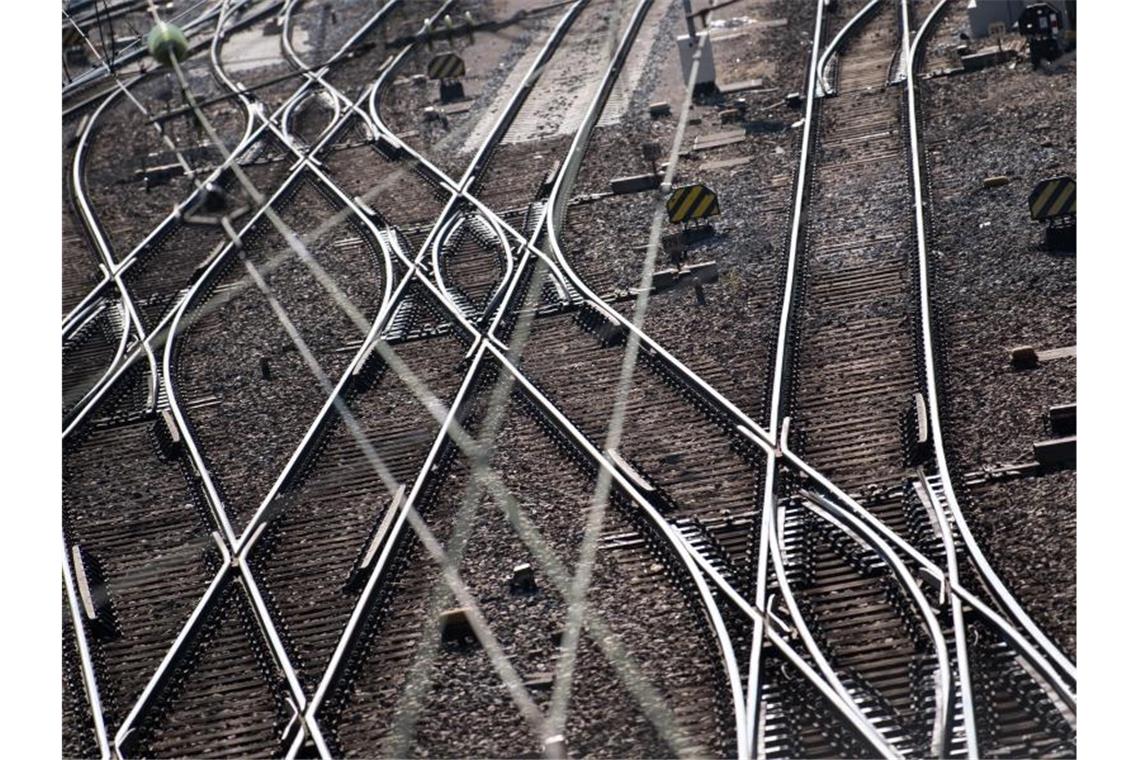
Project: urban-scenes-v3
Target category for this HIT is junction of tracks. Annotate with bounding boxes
[62,1,1077,757]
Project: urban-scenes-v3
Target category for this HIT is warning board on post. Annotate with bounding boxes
[1028,175,1075,220]
[427,52,465,80]
[666,183,720,225]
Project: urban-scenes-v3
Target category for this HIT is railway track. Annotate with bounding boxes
[786,1,920,493]
[61,0,1077,757]
[916,0,1076,661]
[270,2,739,754]
[754,1,1076,757]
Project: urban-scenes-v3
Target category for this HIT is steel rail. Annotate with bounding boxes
[159,0,458,551]
[62,0,419,434]
[115,4,440,751]
[746,0,825,753]
[904,7,979,757]
[68,80,161,414]
[787,480,954,757]
[296,2,656,751]
[278,0,383,135]
[783,446,1077,711]
[130,0,466,556]
[492,340,968,760]
[67,5,442,750]
[63,292,133,418]
[112,542,232,757]
[62,274,114,343]
[62,0,226,98]
[62,538,112,760]
[362,90,574,325]
[751,1,962,755]
[816,0,883,96]
[918,473,979,757]
[901,0,1077,691]
[486,342,756,760]
[113,2,419,751]
[60,0,380,337]
[766,508,905,757]
[351,3,944,750]
[66,1,1071,756]
[129,2,571,752]
[208,0,290,152]
[279,0,756,752]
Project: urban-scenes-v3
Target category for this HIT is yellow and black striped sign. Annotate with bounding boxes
[1028,176,1076,220]
[666,183,720,225]
[427,52,466,80]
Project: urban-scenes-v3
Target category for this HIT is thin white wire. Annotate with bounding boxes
[545,4,718,740]
[70,0,706,752]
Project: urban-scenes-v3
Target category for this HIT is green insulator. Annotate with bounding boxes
[147,22,189,67]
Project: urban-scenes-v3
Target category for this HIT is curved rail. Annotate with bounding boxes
[69,83,160,413]
[87,3,425,753]
[902,0,1076,701]
[299,2,753,756]
[62,538,112,760]
[62,0,226,99]
[62,0,411,434]
[815,0,883,96]
[753,0,962,754]
[346,2,950,749]
[781,443,1076,711]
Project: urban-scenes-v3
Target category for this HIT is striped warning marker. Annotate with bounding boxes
[1028,176,1076,221]
[666,183,720,225]
[427,52,466,80]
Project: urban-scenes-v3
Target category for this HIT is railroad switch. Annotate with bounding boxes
[650,260,719,302]
[439,607,477,645]
[575,303,624,348]
[138,163,183,191]
[510,563,537,593]
[916,565,948,610]
[610,174,661,195]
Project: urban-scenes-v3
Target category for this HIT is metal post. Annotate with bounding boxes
[681,0,697,40]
